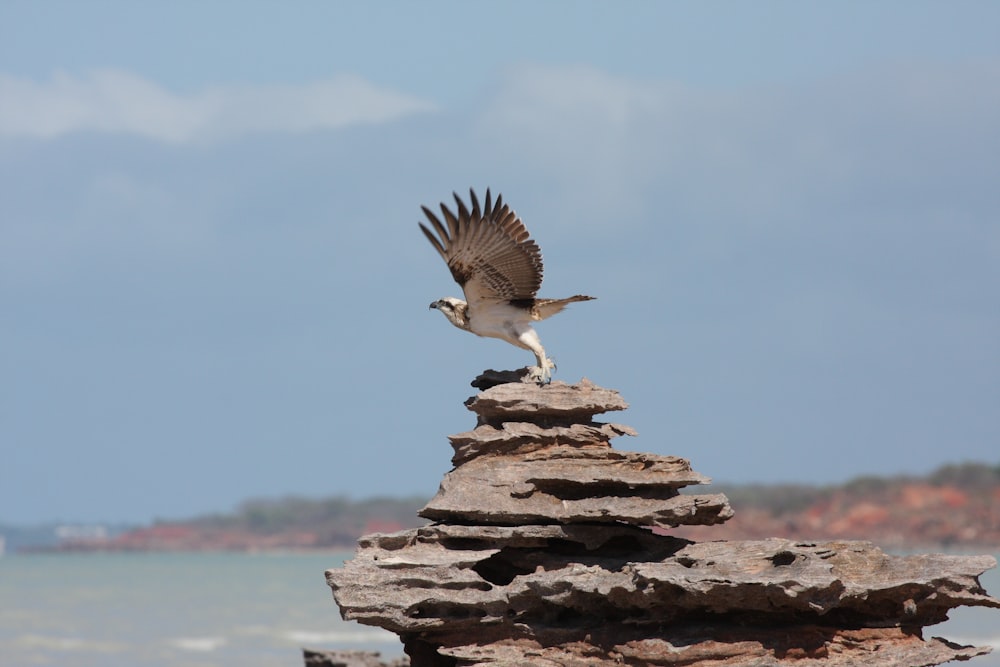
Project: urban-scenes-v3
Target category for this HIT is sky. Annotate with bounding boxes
[1,1,998,524]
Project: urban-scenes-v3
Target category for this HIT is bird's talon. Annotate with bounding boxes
[527,360,555,384]
[527,365,552,385]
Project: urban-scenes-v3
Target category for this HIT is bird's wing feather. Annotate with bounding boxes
[419,188,544,304]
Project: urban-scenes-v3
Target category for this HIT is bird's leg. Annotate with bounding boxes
[522,336,554,384]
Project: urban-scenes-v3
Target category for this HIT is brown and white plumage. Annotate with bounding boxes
[419,188,594,383]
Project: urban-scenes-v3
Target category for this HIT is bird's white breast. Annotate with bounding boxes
[466,301,532,343]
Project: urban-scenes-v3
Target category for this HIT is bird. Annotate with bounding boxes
[419,188,594,384]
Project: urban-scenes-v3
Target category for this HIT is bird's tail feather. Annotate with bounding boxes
[532,295,595,321]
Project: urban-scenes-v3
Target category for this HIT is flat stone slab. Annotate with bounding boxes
[419,448,731,528]
[465,379,628,424]
[327,524,999,665]
[448,422,636,465]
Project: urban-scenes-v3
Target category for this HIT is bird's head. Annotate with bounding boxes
[429,297,469,330]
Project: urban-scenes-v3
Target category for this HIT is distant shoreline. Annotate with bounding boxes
[5,462,997,554]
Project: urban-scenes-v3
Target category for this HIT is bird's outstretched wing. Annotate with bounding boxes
[419,188,544,304]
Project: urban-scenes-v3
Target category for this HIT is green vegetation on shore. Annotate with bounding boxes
[185,494,429,544]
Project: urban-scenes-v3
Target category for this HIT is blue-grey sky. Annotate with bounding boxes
[2,2,998,524]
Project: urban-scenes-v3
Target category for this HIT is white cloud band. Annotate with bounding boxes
[0,70,437,143]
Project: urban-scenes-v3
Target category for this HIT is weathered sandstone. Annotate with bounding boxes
[325,370,999,666]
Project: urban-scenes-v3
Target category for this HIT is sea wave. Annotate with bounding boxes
[167,636,228,652]
[283,628,398,644]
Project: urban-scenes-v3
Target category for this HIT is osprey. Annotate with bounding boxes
[419,188,594,383]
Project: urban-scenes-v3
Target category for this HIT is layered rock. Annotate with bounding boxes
[422,377,732,529]
[326,371,999,666]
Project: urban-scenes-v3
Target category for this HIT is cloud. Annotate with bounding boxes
[0,70,437,143]
[473,61,1000,235]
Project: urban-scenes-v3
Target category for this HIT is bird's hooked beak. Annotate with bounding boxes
[429,300,440,310]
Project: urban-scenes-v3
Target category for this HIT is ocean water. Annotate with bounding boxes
[1,551,997,667]
[0,552,402,667]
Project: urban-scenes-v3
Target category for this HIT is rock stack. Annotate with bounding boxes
[326,373,999,666]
